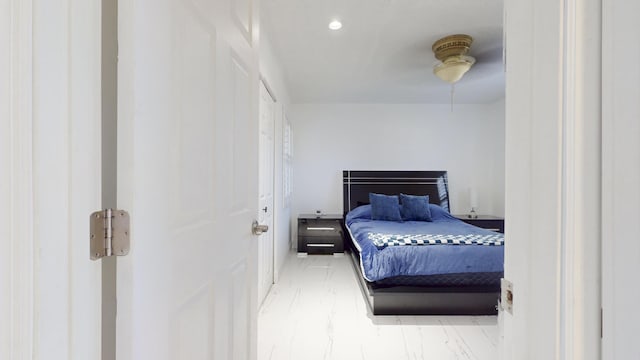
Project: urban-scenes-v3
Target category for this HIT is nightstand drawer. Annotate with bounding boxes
[453,215,505,233]
[298,219,342,237]
[298,235,344,254]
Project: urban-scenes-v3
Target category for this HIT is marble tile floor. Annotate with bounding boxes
[258,252,499,360]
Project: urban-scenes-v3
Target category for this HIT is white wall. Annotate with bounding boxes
[290,101,505,220]
[602,0,640,358]
[259,31,293,281]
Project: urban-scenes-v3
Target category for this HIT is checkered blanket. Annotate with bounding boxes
[367,232,504,249]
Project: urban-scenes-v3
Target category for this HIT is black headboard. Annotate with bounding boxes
[342,170,450,215]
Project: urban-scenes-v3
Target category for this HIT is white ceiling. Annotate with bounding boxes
[262,0,505,104]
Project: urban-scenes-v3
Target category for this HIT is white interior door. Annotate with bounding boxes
[258,81,275,305]
[116,0,260,359]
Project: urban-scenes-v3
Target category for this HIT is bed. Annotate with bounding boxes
[343,170,504,315]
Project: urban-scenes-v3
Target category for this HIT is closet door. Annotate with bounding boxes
[116,0,261,358]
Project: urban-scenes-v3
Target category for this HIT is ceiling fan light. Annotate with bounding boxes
[433,56,475,83]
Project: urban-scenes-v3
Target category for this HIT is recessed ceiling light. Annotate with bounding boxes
[328,20,342,30]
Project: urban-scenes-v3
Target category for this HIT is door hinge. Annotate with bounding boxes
[90,209,130,260]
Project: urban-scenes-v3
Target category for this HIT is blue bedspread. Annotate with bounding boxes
[346,205,504,282]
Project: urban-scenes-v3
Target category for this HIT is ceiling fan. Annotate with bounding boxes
[431,34,476,84]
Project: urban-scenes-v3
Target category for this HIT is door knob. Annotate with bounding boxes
[262,206,268,213]
[252,220,269,235]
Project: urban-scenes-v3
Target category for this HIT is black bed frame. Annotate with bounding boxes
[343,170,500,315]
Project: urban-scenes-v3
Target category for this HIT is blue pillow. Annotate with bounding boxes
[346,204,372,226]
[399,193,432,221]
[369,193,402,221]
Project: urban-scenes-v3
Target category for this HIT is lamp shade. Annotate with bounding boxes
[433,55,475,84]
[469,187,478,208]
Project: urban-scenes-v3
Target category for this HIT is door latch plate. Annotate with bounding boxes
[501,278,514,314]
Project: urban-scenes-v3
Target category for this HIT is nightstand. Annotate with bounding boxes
[454,215,505,233]
[297,214,345,255]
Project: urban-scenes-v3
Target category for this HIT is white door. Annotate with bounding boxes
[258,81,275,305]
[116,0,260,359]
[1,0,102,359]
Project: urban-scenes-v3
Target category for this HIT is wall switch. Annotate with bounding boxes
[501,278,514,314]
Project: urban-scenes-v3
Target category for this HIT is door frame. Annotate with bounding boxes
[2,1,35,358]
[3,0,103,358]
[258,77,277,303]
[502,0,601,358]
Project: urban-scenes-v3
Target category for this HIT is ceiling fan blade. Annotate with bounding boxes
[471,45,503,64]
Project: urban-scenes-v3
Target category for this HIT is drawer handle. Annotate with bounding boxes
[486,228,501,231]
[307,243,335,247]
[306,227,335,231]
